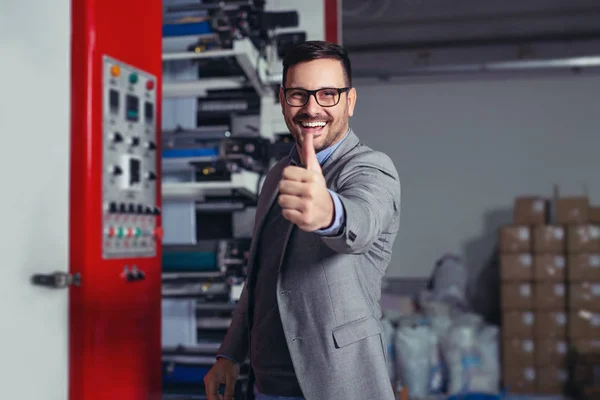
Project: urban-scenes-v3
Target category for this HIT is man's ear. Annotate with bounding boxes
[347,87,357,117]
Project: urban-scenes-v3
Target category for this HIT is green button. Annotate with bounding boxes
[117,227,125,238]
[129,73,138,84]
[136,228,142,237]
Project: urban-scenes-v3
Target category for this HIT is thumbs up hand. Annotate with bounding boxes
[278,133,334,232]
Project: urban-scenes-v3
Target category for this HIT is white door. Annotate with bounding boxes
[0,1,71,399]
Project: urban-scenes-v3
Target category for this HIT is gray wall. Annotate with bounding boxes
[349,71,600,279]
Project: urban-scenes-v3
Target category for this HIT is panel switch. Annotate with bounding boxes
[145,141,156,150]
[110,165,123,176]
[110,132,123,143]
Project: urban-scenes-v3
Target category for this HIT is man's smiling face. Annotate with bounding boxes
[280,58,357,153]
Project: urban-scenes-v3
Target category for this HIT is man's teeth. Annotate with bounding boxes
[301,121,327,128]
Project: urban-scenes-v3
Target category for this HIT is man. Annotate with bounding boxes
[204,40,401,400]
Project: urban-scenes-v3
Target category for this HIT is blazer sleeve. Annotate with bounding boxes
[320,151,401,254]
[216,280,250,363]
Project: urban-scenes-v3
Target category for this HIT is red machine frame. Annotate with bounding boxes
[69,0,162,398]
[66,0,339,398]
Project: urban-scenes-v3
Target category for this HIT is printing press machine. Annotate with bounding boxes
[162,238,251,397]
[160,2,306,397]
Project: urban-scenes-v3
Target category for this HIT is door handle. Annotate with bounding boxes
[31,271,81,289]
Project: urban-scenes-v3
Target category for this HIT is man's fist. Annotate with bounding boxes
[278,133,334,232]
[204,357,240,400]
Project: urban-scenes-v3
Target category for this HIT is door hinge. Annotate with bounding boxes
[30,271,81,289]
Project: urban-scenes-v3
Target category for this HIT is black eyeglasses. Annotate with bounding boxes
[283,87,351,107]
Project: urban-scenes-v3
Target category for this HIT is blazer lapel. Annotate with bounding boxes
[245,158,291,278]
[322,128,360,180]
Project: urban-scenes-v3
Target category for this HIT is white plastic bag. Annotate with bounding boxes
[440,313,500,395]
[394,315,431,398]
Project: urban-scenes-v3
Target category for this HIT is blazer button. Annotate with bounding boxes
[280,290,289,295]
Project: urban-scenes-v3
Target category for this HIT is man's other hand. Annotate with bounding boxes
[204,357,240,400]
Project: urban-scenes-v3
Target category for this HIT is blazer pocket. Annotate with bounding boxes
[332,316,382,348]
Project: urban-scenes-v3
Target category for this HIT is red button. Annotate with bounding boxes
[146,80,155,90]
[107,227,115,238]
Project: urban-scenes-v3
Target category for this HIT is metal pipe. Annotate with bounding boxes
[345,31,600,53]
[164,1,254,14]
[352,55,600,79]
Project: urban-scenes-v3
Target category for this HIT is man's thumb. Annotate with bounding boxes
[302,133,320,172]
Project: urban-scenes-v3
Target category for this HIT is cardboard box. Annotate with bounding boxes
[503,365,536,394]
[513,196,548,225]
[534,311,567,339]
[503,338,535,365]
[533,254,566,282]
[569,310,600,338]
[590,207,600,224]
[567,225,600,253]
[501,282,533,310]
[502,310,535,337]
[568,254,600,281]
[533,283,566,310]
[535,339,568,366]
[532,225,565,253]
[536,366,568,395]
[569,282,600,311]
[500,254,533,281]
[555,196,589,224]
[500,226,531,253]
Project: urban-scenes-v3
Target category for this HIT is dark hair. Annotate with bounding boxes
[282,40,352,88]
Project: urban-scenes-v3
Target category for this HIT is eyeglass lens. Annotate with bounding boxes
[286,89,340,107]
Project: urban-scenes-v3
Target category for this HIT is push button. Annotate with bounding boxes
[106,227,115,238]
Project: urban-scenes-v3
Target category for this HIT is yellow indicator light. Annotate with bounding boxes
[111,65,120,77]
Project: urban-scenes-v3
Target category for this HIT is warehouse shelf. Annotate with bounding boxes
[162,170,260,202]
[162,38,274,98]
[163,343,221,353]
[197,317,232,329]
[162,156,217,174]
[162,271,226,280]
[196,302,237,311]
[162,354,217,365]
[163,77,247,97]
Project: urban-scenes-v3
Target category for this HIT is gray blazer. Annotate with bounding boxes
[218,129,401,400]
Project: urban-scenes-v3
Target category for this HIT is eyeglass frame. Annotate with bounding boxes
[281,86,352,108]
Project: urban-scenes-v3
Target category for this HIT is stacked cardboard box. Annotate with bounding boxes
[500,197,544,394]
[564,200,600,366]
[500,196,600,395]
[531,198,571,395]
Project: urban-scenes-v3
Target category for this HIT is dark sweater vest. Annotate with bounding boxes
[249,200,303,397]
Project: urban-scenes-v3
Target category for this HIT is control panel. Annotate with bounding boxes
[102,55,159,259]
